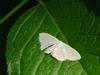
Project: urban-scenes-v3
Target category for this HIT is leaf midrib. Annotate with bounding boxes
[12,1,88,75]
[38,0,88,75]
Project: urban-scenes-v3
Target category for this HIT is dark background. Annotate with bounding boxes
[0,0,100,75]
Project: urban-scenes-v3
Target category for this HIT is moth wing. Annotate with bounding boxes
[51,43,67,61]
[60,41,81,61]
[44,44,57,54]
[39,33,59,50]
[51,41,81,61]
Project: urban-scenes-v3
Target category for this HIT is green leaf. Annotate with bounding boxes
[44,0,100,75]
[6,0,100,75]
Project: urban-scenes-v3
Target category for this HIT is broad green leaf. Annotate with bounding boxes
[6,0,100,75]
[44,0,100,75]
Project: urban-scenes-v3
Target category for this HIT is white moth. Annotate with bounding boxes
[39,33,81,61]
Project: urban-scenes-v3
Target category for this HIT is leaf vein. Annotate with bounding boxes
[32,55,45,75]
[12,6,39,42]
[19,14,47,74]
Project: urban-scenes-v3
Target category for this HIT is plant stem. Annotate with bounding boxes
[0,0,28,24]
